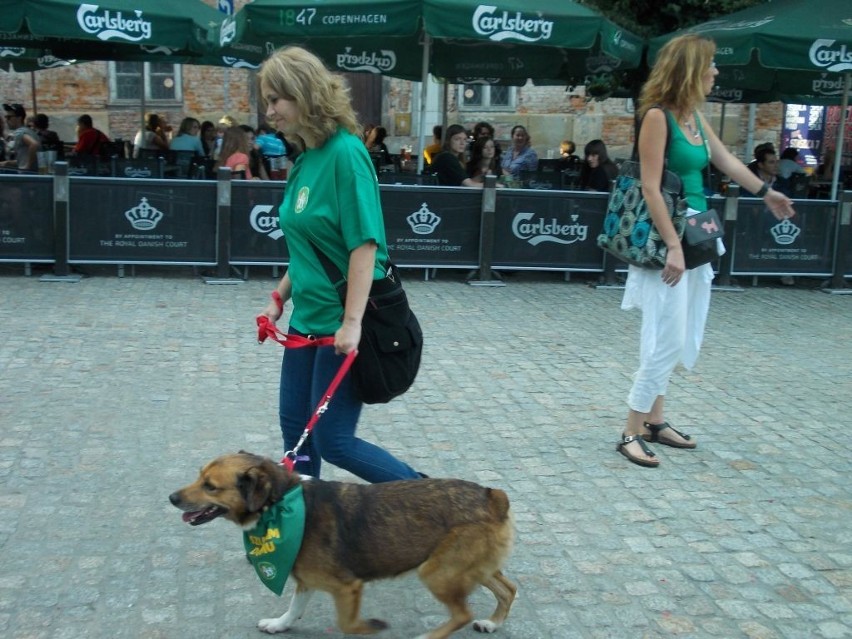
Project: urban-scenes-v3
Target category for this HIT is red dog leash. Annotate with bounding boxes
[257,292,358,472]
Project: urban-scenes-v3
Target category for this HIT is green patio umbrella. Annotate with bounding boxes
[0,0,222,51]
[0,46,77,72]
[648,0,852,198]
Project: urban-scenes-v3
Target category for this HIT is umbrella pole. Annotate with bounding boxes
[416,34,431,174]
[830,72,850,201]
[745,104,756,163]
[30,72,38,115]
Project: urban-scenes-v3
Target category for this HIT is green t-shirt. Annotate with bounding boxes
[279,128,389,335]
[664,110,709,211]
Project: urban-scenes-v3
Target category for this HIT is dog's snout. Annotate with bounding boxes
[169,491,182,506]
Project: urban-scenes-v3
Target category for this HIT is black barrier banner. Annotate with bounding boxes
[381,186,481,267]
[0,175,54,262]
[230,182,289,265]
[68,179,217,263]
[492,190,607,270]
[731,199,836,275]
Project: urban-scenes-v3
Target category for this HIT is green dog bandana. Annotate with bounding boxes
[243,484,305,595]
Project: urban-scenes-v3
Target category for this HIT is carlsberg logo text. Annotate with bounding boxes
[473,5,553,43]
[512,212,588,246]
[336,48,396,73]
[77,4,152,42]
[809,39,852,73]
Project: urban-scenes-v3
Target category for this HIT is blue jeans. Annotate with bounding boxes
[278,327,420,482]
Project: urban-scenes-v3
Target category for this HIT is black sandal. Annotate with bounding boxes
[642,422,697,449]
[616,433,660,468]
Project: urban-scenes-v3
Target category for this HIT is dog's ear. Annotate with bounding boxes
[237,466,273,513]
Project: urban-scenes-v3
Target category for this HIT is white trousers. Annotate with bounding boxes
[621,263,714,413]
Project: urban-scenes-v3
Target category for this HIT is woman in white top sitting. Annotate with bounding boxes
[133,112,169,158]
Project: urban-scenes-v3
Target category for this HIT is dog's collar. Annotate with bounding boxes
[243,485,305,595]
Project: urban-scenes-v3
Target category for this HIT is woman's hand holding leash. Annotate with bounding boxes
[335,319,361,356]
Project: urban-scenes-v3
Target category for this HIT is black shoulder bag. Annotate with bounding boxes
[310,243,423,404]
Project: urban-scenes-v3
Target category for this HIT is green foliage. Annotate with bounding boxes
[581,0,766,38]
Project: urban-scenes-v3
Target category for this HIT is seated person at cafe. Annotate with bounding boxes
[778,147,807,179]
[169,117,205,156]
[239,124,269,180]
[472,121,502,166]
[214,126,254,179]
[32,113,63,158]
[466,135,505,185]
[500,125,537,178]
[744,145,778,195]
[2,103,40,172]
[746,142,776,175]
[133,112,169,158]
[72,114,111,157]
[558,139,581,171]
[364,124,392,166]
[578,139,618,192]
[423,124,443,166]
[432,124,484,188]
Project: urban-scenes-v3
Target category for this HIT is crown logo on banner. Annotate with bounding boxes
[770,218,801,245]
[406,203,441,235]
[125,197,163,230]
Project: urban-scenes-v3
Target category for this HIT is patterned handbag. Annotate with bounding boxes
[596,109,687,269]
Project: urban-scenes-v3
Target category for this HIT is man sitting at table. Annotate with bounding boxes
[72,114,111,157]
[2,103,40,172]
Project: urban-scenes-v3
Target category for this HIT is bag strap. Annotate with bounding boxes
[632,105,672,162]
[308,240,393,305]
[308,240,347,295]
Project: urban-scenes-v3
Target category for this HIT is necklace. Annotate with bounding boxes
[682,118,701,140]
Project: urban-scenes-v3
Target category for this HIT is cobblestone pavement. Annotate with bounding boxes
[1,267,850,639]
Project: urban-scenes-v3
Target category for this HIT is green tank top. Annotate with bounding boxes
[663,110,709,211]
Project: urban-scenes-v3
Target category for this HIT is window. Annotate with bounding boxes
[109,62,181,103]
[458,84,514,111]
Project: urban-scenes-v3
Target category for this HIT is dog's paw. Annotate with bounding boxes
[473,619,499,633]
[257,616,292,634]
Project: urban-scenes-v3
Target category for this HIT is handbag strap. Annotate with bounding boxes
[308,240,393,305]
[308,240,348,298]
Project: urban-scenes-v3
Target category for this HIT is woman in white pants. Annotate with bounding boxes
[616,34,795,468]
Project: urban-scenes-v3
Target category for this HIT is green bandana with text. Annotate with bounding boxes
[242,484,305,595]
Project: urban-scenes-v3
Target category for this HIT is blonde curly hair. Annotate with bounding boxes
[639,34,716,119]
[258,46,360,147]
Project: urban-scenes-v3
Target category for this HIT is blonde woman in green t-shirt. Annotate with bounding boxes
[257,46,423,482]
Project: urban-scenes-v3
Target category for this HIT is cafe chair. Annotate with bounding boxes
[520,169,559,190]
[164,150,198,179]
[66,155,104,177]
[111,157,165,179]
[561,169,581,190]
[535,159,563,173]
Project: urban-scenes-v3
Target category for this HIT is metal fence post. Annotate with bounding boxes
[825,190,852,294]
[468,174,505,287]
[715,185,741,290]
[204,167,242,285]
[40,162,81,283]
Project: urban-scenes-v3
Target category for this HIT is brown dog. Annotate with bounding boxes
[169,452,516,639]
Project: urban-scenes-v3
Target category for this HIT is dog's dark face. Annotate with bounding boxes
[169,451,293,528]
